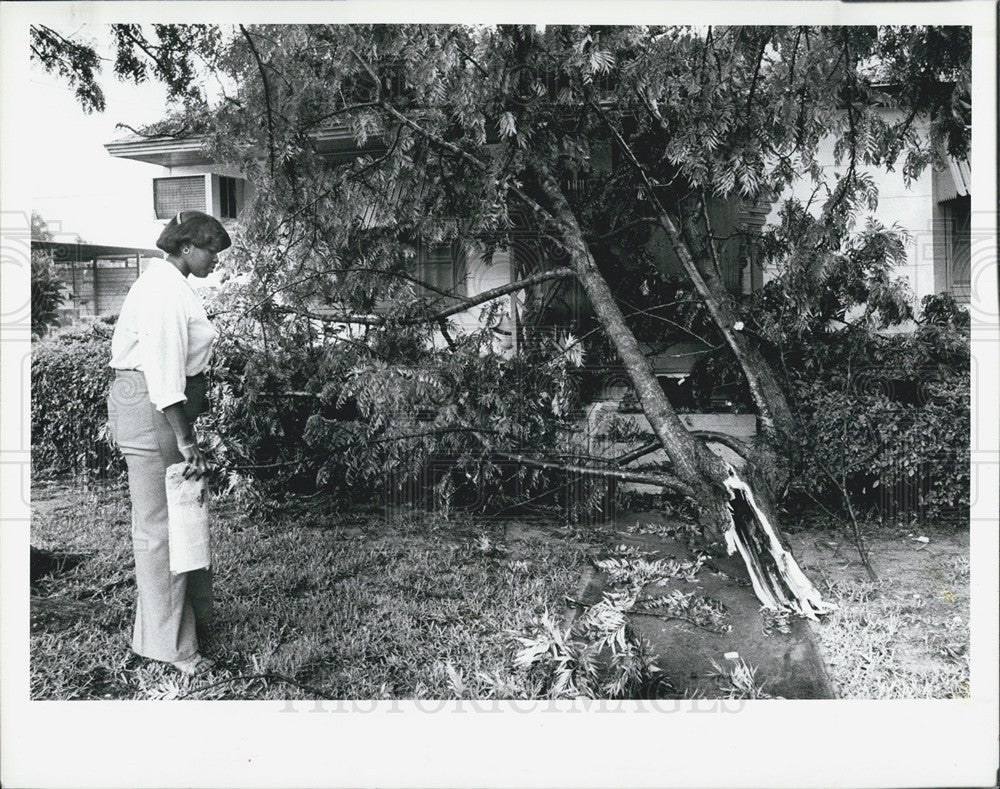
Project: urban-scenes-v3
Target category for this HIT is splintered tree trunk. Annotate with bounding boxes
[534,163,834,618]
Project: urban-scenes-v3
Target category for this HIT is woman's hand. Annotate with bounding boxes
[178,438,211,480]
[163,402,210,480]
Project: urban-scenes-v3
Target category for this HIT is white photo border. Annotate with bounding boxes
[2,3,997,788]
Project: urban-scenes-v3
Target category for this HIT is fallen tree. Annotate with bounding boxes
[34,23,969,614]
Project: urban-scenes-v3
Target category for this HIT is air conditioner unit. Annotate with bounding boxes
[153,174,245,221]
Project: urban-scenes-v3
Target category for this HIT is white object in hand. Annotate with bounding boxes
[165,462,211,574]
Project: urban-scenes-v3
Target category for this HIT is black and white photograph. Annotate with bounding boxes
[2,2,997,787]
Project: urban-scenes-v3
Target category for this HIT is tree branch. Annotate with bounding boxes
[455,44,491,78]
[300,100,382,133]
[437,319,458,349]
[698,191,725,281]
[743,30,771,125]
[586,217,660,243]
[614,440,662,466]
[689,430,751,459]
[279,267,574,326]
[237,264,474,319]
[616,295,719,347]
[240,25,277,179]
[491,450,693,497]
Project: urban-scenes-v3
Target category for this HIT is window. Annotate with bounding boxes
[417,242,467,301]
[933,164,971,304]
[219,176,239,219]
[941,196,971,303]
[153,176,207,219]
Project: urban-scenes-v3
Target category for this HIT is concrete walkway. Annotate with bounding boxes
[576,510,836,699]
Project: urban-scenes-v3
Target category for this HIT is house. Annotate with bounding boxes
[764,118,972,309]
[105,128,770,357]
[105,119,970,480]
[31,239,163,323]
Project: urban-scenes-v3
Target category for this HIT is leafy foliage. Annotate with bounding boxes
[870,26,971,162]
[30,25,107,113]
[788,294,970,524]
[511,603,661,698]
[204,274,592,512]
[30,213,67,339]
[30,24,224,113]
[511,540,731,697]
[30,24,972,530]
[31,320,123,479]
[708,656,775,699]
[727,200,970,524]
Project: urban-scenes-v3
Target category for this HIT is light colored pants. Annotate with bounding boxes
[108,370,213,663]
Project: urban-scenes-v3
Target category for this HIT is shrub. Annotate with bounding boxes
[792,369,969,525]
[31,252,66,339]
[787,294,970,525]
[31,320,123,479]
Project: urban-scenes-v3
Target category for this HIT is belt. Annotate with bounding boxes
[114,369,206,381]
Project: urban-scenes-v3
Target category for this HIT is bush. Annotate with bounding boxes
[31,252,66,339]
[31,320,123,479]
[788,294,970,525]
[793,371,968,525]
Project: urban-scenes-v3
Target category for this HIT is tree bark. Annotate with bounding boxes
[591,103,798,452]
[532,161,737,532]
[531,160,833,618]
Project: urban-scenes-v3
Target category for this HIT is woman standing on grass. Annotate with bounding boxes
[107,210,230,676]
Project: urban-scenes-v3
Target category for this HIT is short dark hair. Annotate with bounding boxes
[156,211,232,255]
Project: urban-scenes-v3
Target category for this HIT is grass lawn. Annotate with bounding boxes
[30,479,606,701]
[30,479,970,701]
[787,524,970,699]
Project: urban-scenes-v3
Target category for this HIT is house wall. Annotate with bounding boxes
[762,117,939,312]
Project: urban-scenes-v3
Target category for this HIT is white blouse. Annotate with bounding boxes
[110,258,218,411]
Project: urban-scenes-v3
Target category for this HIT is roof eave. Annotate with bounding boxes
[104,137,216,167]
[106,123,365,167]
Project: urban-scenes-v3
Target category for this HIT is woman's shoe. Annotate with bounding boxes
[171,652,215,676]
